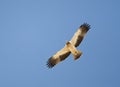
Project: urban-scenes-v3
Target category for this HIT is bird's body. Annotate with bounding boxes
[47,23,90,68]
[66,41,82,60]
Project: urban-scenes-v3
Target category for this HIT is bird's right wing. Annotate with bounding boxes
[47,45,71,68]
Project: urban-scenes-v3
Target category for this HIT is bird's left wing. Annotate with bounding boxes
[70,23,90,47]
[47,46,71,68]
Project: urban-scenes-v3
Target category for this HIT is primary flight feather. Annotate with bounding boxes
[47,23,90,68]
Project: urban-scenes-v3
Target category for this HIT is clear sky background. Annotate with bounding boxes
[0,0,120,87]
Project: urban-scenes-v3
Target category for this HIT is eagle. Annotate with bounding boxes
[47,23,90,68]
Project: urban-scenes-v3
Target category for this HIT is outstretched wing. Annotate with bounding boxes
[70,23,90,47]
[47,46,71,68]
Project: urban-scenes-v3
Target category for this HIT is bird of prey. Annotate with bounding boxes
[47,23,90,68]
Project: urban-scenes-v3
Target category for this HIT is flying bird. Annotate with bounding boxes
[47,23,90,68]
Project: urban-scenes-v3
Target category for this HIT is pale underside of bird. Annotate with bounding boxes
[47,23,90,68]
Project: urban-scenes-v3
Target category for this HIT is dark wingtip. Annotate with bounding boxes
[47,57,56,68]
[80,23,91,30]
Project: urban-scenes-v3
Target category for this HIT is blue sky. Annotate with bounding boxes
[0,0,120,87]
